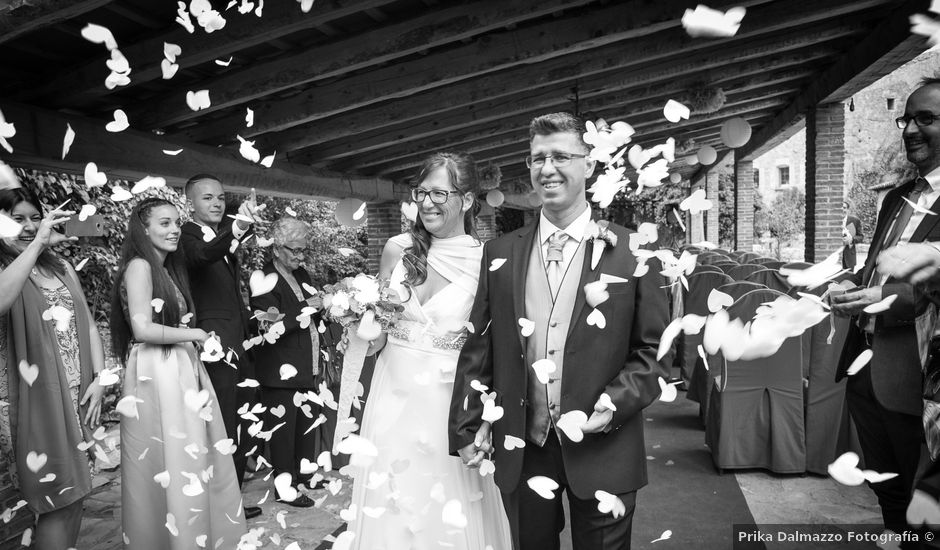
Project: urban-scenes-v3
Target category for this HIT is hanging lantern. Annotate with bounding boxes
[720,117,752,148]
[696,145,717,165]
[486,189,505,207]
[669,172,682,184]
[335,198,367,227]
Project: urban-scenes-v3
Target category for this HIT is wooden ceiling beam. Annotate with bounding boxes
[308,81,799,168]
[248,25,851,153]
[0,101,395,201]
[0,0,114,46]
[738,0,929,162]
[28,0,403,106]
[129,0,625,129]
[180,0,871,146]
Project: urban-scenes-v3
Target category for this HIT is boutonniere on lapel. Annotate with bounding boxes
[586,220,618,270]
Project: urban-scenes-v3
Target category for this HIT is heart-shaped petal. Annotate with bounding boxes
[527,476,559,499]
[518,317,535,337]
[163,42,182,63]
[479,459,496,477]
[586,308,607,329]
[531,359,557,385]
[274,472,297,501]
[663,99,690,123]
[827,452,866,486]
[186,90,211,112]
[658,377,679,402]
[584,281,610,308]
[160,59,179,80]
[504,435,526,451]
[26,451,47,473]
[153,470,170,488]
[442,499,468,529]
[707,289,734,313]
[481,398,504,423]
[556,410,588,442]
[595,490,627,518]
[908,489,940,527]
[401,201,418,223]
[110,186,132,202]
[280,363,298,380]
[115,395,141,418]
[18,360,38,386]
[249,270,278,297]
[598,392,618,412]
[83,162,107,188]
[78,204,97,222]
[105,109,129,132]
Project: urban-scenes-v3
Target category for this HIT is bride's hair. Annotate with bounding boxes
[403,151,481,287]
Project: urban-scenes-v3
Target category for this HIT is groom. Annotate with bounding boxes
[449,112,669,549]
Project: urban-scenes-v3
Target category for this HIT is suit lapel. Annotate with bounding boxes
[910,191,940,243]
[861,183,910,284]
[512,222,537,352]
[566,233,607,341]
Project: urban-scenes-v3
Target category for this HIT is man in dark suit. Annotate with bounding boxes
[842,198,864,271]
[832,79,940,536]
[448,112,669,550]
[181,174,263,519]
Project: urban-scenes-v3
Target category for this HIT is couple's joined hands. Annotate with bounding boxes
[458,398,614,468]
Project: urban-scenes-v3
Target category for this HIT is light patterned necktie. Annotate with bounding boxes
[546,230,569,294]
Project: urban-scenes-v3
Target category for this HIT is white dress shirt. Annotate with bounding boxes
[539,204,592,293]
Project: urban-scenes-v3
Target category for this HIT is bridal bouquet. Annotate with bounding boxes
[312,273,403,447]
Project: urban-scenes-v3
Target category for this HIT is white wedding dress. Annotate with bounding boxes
[348,234,512,550]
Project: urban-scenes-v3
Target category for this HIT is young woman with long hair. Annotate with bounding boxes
[110,196,245,549]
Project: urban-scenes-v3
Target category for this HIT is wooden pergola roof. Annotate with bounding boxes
[0,0,930,202]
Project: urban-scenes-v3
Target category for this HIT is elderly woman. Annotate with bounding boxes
[0,183,105,550]
[249,216,321,507]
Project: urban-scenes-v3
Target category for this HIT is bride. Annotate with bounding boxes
[347,152,511,549]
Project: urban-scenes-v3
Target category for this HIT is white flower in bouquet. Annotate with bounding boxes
[352,273,381,305]
[328,290,351,318]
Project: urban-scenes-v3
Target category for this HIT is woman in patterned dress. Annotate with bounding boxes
[0,185,106,550]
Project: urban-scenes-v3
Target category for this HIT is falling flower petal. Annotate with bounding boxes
[186,90,211,111]
[663,99,691,123]
[846,349,873,376]
[62,124,75,159]
[81,23,118,50]
[863,294,898,314]
[527,476,559,499]
[489,258,507,271]
[556,410,588,442]
[681,4,746,37]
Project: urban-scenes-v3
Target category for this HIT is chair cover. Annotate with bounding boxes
[717,281,766,302]
[705,289,807,473]
[699,254,732,265]
[692,264,723,275]
[713,248,731,255]
[753,257,779,265]
[745,269,791,293]
[683,271,734,402]
[761,260,787,270]
[799,273,863,474]
[729,263,765,281]
[714,262,739,275]
[781,261,812,270]
[739,252,762,264]
[728,250,748,260]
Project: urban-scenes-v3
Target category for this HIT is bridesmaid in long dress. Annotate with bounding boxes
[109,197,245,549]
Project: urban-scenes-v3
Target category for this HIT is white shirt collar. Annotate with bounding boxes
[539,203,593,244]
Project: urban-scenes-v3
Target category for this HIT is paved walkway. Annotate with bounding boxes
[70,394,881,550]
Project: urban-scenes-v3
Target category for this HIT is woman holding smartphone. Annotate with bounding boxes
[110,196,245,550]
[0,186,105,550]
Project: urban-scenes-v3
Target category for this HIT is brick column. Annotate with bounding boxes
[734,157,755,251]
[366,201,402,275]
[705,172,719,244]
[689,183,705,244]
[805,103,845,262]
[476,202,497,242]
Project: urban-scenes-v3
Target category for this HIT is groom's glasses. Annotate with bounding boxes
[525,152,588,169]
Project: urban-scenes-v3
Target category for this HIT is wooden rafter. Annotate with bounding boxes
[28,0,404,106]
[0,0,114,46]
[134,0,781,130]
[0,101,396,201]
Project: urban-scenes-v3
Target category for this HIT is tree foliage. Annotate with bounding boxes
[850,141,915,236]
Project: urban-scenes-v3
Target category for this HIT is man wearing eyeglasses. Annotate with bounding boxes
[450,112,669,549]
[180,174,264,520]
[832,78,940,538]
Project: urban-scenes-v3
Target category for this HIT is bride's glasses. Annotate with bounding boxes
[411,188,458,204]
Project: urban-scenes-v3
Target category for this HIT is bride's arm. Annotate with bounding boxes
[125,259,208,345]
[365,238,408,356]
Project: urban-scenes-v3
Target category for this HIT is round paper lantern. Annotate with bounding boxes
[526,193,542,207]
[486,189,505,207]
[335,198,367,227]
[697,145,717,166]
[720,117,752,148]
[669,172,682,184]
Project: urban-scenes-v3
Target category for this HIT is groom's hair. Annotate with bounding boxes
[529,112,588,151]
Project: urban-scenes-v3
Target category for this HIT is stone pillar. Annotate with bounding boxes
[705,172,720,244]
[366,201,402,275]
[476,202,498,242]
[734,157,755,252]
[805,103,845,262]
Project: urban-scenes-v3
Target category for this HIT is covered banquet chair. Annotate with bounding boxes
[745,269,791,293]
[683,270,734,409]
[729,263,766,281]
[705,289,806,474]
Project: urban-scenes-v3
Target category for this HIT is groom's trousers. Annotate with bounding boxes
[501,428,637,550]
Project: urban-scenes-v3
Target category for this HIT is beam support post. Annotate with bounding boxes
[805,102,846,262]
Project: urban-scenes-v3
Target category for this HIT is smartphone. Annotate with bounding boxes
[65,215,105,237]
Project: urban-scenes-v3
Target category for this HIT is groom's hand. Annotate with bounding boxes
[581,399,614,434]
[458,421,492,468]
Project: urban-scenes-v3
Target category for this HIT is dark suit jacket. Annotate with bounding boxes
[448,219,670,499]
[842,214,863,269]
[181,220,254,377]
[249,261,320,389]
[836,180,940,416]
